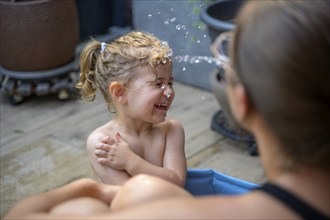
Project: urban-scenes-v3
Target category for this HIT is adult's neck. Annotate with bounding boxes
[252,116,329,215]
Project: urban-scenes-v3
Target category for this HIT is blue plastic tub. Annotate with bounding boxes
[184,169,259,196]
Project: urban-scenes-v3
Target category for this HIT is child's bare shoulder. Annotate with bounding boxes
[87,121,116,145]
[157,119,184,133]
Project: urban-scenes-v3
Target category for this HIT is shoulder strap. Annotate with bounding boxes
[258,183,328,220]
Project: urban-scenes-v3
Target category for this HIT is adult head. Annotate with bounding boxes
[225,0,329,172]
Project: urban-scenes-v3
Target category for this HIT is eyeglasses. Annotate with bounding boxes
[210,32,240,85]
[210,31,232,65]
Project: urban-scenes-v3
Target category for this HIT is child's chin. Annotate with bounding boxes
[157,116,167,123]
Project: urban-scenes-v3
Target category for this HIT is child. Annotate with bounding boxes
[76,31,187,187]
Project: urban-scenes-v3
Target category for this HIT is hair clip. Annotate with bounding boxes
[100,42,107,53]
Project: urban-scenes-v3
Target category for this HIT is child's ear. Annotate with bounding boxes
[109,82,127,104]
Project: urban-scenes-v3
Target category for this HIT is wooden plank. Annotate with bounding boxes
[0,135,91,217]
[1,101,105,156]
[194,138,266,184]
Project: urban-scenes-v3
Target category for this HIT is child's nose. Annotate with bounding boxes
[162,85,173,98]
[161,83,170,91]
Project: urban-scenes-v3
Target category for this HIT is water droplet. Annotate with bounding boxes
[174,56,183,62]
[203,34,207,38]
[147,14,152,19]
[170,17,176,22]
[164,19,170,26]
[175,24,185,31]
[166,49,173,57]
[182,67,186,71]
[157,11,161,14]
[197,40,201,44]
[189,57,201,64]
[184,32,189,38]
[170,8,174,12]
[161,41,169,47]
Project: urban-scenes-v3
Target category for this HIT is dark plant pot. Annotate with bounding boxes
[201,0,245,131]
[0,0,79,71]
[200,0,246,42]
[209,69,258,156]
[209,69,251,135]
[201,0,258,155]
[201,0,246,132]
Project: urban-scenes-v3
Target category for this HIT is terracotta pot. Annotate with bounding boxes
[0,0,79,71]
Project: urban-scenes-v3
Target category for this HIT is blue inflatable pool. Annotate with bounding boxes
[184,169,259,196]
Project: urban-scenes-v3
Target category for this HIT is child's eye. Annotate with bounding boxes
[153,81,174,89]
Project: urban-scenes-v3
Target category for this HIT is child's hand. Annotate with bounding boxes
[93,135,115,161]
[95,132,134,171]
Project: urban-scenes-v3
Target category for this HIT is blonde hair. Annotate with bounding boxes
[76,31,173,111]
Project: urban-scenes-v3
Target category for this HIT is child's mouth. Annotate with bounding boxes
[154,102,168,111]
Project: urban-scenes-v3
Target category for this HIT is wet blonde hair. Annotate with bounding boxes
[76,31,172,112]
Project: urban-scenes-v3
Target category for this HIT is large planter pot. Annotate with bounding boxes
[200,0,245,42]
[0,0,79,71]
[201,0,257,155]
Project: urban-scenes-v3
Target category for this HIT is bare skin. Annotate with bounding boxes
[88,119,186,186]
[87,63,186,186]
[5,168,329,219]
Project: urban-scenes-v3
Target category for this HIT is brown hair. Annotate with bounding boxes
[232,0,330,171]
[76,31,172,111]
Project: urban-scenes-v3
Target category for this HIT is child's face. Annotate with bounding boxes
[126,63,175,123]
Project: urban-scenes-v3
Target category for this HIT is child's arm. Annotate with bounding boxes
[161,119,187,186]
[87,131,131,185]
[96,120,186,187]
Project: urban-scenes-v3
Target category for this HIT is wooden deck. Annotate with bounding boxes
[0,82,265,217]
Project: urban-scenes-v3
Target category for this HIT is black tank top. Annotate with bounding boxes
[257,183,329,220]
